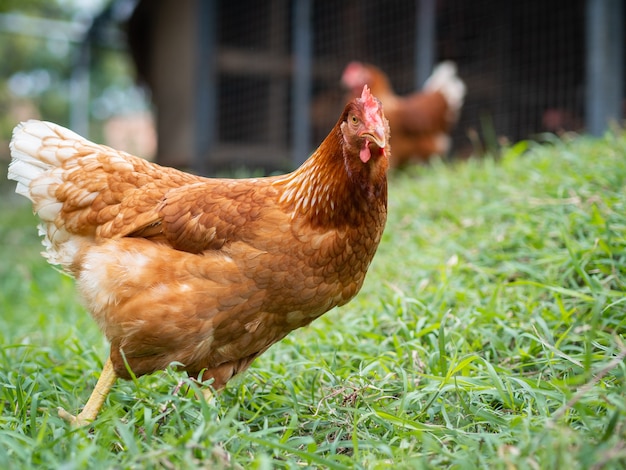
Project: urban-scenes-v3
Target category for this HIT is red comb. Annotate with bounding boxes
[343,61,363,77]
[360,85,373,102]
[358,85,380,116]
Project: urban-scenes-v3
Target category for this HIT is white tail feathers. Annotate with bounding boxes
[423,61,466,118]
[8,120,96,269]
[9,120,91,199]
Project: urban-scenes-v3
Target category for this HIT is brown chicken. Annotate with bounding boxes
[342,61,465,167]
[8,86,389,426]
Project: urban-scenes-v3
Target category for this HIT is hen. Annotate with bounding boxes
[8,86,390,425]
[342,61,465,167]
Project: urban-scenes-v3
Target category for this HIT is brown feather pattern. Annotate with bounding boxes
[8,89,389,389]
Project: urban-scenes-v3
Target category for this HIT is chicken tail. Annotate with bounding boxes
[8,120,105,269]
[9,121,83,198]
[423,61,466,122]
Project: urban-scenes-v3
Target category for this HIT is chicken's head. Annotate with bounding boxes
[341,85,389,164]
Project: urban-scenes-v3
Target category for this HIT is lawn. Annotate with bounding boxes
[1,131,625,469]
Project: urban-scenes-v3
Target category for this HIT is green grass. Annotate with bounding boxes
[1,132,626,469]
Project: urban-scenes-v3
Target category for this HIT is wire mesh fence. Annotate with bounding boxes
[127,0,623,171]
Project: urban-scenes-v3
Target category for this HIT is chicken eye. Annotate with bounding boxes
[350,115,360,125]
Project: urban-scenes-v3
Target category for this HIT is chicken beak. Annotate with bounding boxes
[361,125,387,149]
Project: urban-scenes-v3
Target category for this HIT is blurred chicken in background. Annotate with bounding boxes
[342,61,466,167]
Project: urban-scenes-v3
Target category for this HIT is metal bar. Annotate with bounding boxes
[586,0,624,135]
[415,0,436,88]
[193,0,217,175]
[0,12,86,41]
[268,0,288,153]
[69,43,90,137]
[0,12,124,47]
[291,0,313,167]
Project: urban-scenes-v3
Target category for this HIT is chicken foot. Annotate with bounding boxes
[201,387,215,403]
[58,357,117,426]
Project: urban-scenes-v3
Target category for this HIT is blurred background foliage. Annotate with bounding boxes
[0,0,151,178]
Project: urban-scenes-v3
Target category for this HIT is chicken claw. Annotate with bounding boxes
[58,357,118,426]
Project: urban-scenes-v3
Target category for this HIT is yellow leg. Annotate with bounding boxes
[201,387,214,403]
[58,356,117,426]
